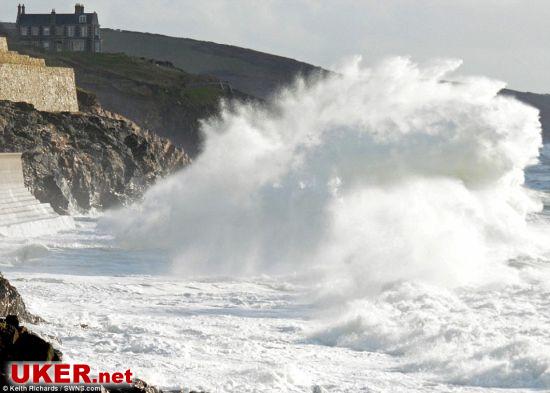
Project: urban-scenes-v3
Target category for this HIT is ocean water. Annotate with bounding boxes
[2,58,550,392]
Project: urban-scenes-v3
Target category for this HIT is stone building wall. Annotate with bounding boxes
[0,37,78,112]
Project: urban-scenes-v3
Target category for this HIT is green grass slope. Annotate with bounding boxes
[101,28,325,99]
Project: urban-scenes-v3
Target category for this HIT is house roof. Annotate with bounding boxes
[18,13,98,26]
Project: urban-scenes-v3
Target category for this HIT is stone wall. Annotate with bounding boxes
[0,51,45,66]
[0,64,79,112]
[0,37,78,112]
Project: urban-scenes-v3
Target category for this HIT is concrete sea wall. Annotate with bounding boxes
[0,153,74,237]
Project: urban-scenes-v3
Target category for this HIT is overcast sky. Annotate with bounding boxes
[1,0,549,93]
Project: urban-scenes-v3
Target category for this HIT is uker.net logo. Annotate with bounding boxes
[4,363,132,390]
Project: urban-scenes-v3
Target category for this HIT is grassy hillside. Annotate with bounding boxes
[101,28,325,99]
[11,45,249,155]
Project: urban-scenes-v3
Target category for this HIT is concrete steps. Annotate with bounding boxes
[0,185,71,236]
[0,153,75,237]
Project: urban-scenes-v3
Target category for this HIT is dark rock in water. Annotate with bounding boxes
[0,276,198,391]
[0,314,62,385]
[102,379,162,393]
[102,379,206,393]
[0,99,190,214]
[0,273,37,323]
[0,280,59,385]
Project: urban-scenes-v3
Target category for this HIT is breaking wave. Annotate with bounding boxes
[106,56,543,285]
[104,57,550,388]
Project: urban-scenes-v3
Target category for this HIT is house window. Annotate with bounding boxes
[43,41,50,50]
[20,26,28,36]
[94,26,100,37]
[79,15,87,23]
[43,26,50,36]
[71,40,85,52]
[80,26,88,37]
[94,41,100,53]
[56,26,64,36]
[31,26,39,36]
[67,26,75,37]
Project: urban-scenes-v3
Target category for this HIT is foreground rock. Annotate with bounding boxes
[103,379,205,393]
[0,314,62,385]
[102,379,162,393]
[0,314,202,391]
[0,315,61,361]
[0,99,189,214]
[0,276,202,391]
[0,273,37,322]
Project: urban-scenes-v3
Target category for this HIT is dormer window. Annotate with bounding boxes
[79,15,87,23]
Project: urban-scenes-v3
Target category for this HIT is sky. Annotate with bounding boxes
[1,0,549,93]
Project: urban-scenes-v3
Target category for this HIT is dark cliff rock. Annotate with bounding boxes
[0,274,37,323]
[501,89,550,143]
[0,100,189,214]
[1,313,62,386]
[0,315,61,362]
[0,315,62,386]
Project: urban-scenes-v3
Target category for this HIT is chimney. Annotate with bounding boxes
[75,4,84,14]
[17,4,21,18]
[51,9,56,24]
[21,4,25,14]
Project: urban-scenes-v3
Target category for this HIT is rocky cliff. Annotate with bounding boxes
[0,97,189,214]
[502,89,550,143]
[0,273,36,322]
